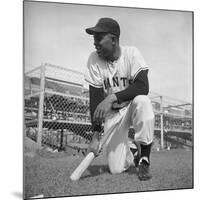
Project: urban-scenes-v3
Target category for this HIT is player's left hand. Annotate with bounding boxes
[93,94,117,124]
[88,131,102,157]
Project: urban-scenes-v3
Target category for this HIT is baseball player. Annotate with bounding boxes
[84,18,154,181]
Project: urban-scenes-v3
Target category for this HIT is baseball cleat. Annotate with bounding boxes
[138,159,152,181]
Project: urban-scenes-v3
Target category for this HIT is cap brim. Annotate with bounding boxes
[85,27,107,35]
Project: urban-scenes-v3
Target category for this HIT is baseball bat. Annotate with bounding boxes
[70,124,116,181]
[70,152,95,181]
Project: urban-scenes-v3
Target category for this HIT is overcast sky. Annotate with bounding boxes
[24,1,193,103]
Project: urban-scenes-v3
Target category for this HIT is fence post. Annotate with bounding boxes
[160,95,164,149]
[37,64,46,148]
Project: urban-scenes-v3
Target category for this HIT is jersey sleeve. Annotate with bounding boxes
[129,47,149,81]
[84,52,103,88]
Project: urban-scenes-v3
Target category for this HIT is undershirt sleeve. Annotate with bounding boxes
[115,69,149,103]
[89,85,104,132]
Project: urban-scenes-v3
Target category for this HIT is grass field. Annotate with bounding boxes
[24,146,193,199]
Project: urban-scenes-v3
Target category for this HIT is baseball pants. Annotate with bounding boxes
[103,95,155,174]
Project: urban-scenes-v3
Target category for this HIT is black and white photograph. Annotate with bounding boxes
[23,0,194,199]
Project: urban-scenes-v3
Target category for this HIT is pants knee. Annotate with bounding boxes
[109,165,123,174]
[108,155,124,174]
[132,95,151,107]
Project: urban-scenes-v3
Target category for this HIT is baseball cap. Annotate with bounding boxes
[85,18,120,37]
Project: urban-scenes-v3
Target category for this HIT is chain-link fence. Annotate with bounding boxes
[24,64,193,153]
[149,92,192,149]
[24,64,92,153]
[24,67,41,142]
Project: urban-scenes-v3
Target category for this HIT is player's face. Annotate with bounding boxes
[93,33,115,60]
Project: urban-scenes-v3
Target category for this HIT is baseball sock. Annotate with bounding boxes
[140,143,152,165]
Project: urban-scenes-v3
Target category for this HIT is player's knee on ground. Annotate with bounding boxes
[107,153,126,174]
[109,165,124,174]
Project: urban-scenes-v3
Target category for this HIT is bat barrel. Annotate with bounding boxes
[70,152,95,181]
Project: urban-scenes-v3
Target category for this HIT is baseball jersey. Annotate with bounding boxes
[84,46,148,96]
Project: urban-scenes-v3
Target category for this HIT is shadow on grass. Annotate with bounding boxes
[82,165,109,179]
[82,165,138,180]
[126,165,138,175]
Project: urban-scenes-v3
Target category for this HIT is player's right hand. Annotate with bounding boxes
[93,94,117,124]
[112,101,130,110]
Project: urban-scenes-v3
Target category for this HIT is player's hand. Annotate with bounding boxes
[112,101,130,110]
[93,94,117,124]
[88,131,102,157]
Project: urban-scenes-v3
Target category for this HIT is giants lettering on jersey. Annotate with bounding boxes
[103,76,133,90]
